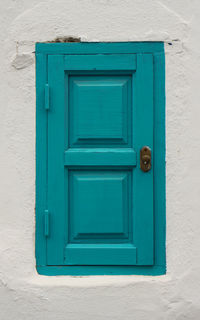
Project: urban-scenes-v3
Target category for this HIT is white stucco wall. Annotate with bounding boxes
[1,0,200,319]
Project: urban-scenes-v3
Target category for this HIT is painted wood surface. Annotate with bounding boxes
[64,54,136,70]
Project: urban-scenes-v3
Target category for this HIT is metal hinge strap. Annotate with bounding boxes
[44,209,50,237]
[45,84,49,110]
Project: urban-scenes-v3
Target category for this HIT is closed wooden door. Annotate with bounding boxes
[47,53,153,266]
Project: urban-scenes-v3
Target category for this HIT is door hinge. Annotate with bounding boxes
[44,209,50,237]
[45,84,49,110]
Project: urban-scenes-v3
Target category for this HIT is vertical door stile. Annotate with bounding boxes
[47,55,66,265]
[134,53,154,265]
[64,70,69,261]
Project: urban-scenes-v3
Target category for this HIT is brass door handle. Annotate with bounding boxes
[140,146,151,172]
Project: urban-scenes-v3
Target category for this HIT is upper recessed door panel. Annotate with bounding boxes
[69,75,132,147]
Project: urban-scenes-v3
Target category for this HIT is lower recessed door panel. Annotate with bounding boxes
[64,169,135,265]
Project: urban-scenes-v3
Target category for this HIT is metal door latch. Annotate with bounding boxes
[140,146,151,172]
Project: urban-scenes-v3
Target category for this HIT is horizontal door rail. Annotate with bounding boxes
[64,54,136,71]
[65,244,137,265]
[64,148,136,166]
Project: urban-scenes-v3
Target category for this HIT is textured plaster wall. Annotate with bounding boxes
[0,0,200,319]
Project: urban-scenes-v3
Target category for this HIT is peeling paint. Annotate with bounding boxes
[45,36,81,43]
[12,53,34,69]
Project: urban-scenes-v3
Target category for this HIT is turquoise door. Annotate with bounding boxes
[47,53,153,266]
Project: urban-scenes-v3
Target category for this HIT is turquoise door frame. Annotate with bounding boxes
[36,42,166,276]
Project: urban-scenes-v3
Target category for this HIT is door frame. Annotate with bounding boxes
[35,42,166,276]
